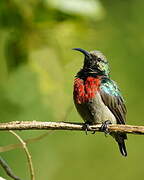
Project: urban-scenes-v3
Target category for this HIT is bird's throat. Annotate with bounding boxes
[73,77,101,104]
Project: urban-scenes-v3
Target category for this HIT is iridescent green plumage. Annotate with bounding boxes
[90,50,110,76]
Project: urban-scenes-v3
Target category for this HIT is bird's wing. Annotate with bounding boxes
[100,78,126,124]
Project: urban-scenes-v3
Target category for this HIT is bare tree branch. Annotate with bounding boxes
[0,105,71,153]
[9,131,35,180]
[0,131,52,153]
[0,156,21,180]
[0,121,143,134]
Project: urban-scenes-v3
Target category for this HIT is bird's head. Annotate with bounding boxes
[73,48,110,76]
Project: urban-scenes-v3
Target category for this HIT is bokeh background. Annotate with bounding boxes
[0,0,144,179]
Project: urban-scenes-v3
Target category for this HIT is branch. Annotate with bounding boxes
[9,131,35,180]
[0,121,144,134]
[0,156,21,180]
[0,131,52,153]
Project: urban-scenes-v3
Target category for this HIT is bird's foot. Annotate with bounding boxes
[100,120,112,136]
[82,123,92,135]
[83,122,96,135]
[91,131,96,134]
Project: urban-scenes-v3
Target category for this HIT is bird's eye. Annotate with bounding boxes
[97,58,101,62]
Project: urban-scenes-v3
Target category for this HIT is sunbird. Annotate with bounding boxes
[73,48,127,156]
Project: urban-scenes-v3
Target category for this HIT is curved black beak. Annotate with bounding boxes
[72,48,91,58]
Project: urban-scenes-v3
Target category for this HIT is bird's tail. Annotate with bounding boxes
[112,133,127,157]
[117,140,127,157]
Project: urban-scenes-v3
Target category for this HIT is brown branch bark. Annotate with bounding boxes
[0,121,143,134]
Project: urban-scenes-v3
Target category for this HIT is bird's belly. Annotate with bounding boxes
[74,92,117,124]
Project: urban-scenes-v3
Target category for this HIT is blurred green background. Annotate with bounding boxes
[0,0,144,179]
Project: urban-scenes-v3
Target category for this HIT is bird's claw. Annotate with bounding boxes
[83,123,90,135]
[83,123,96,135]
[91,131,96,134]
[100,120,112,136]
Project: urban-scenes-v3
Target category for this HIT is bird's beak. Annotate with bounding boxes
[72,48,91,58]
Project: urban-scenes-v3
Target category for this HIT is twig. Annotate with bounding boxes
[0,105,72,153]
[0,131,53,153]
[0,156,21,180]
[9,131,35,180]
[0,121,143,134]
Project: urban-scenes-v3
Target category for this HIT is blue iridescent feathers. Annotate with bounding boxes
[100,78,123,98]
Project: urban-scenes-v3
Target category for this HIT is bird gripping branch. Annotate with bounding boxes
[73,48,127,156]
